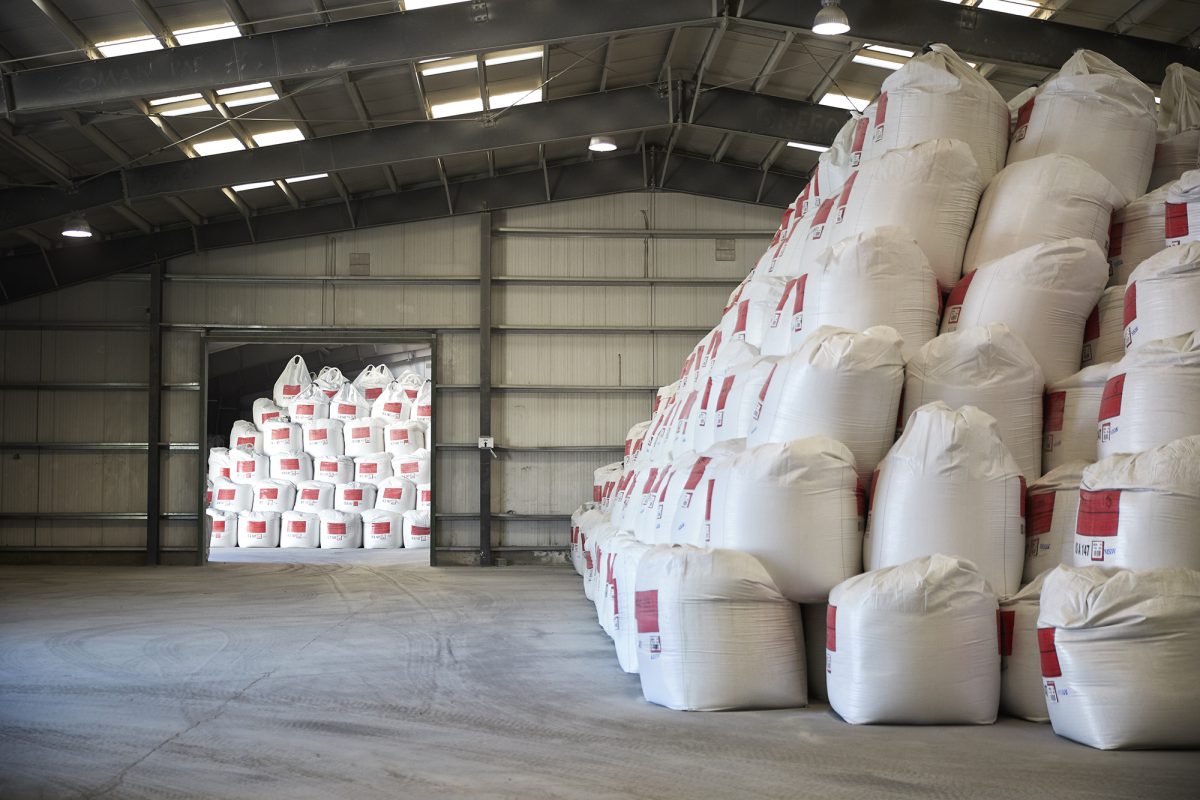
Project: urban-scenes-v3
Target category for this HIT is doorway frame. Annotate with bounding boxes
[197,328,438,566]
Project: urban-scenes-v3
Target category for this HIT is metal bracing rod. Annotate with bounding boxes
[598,35,617,92]
[807,43,858,104]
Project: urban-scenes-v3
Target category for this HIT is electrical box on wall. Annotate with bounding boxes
[478,436,494,449]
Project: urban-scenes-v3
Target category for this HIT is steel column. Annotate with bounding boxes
[146,263,163,566]
[478,212,493,567]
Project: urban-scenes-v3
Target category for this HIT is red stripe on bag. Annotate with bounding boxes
[943,270,975,323]
[1037,627,1061,677]
[212,520,225,532]
[1078,489,1120,536]
[1083,305,1100,341]
[733,300,750,338]
[1164,202,1190,239]
[792,274,808,314]
[855,477,866,518]
[1019,476,1027,517]
[1014,97,1034,137]
[683,457,712,491]
[850,116,868,156]
[715,375,736,414]
[1029,492,1054,535]
[1123,282,1137,328]
[1098,374,1125,420]
[837,171,858,209]
[873,91,888,128]
[999,610,1015,657]
[774,279,796,313]
[1107,219,1124,258]
[635,590,660,633]
[1044,391,1065,433]
[826,605,837,652]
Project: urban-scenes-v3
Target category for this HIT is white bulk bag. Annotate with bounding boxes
[351,364,394,403]
[816,112,866,197]
[904,324,1045,482]
[691,340,759,454]
[375,476,417,513]
[384,420,425,457]
[764,227,938,361]
[1107,180,1171,285]
[1097,332,1200,458]
[712,438,863,602]
[252,398,285,430]
[313,454,353,485]
[343,417,385,457]
[211,477,252,513]
[697,355,778,451]
[624,420,651,467]
[717,278,788,350]
[206,508,238,549]
[749,326,904,482]
[280,510,320,548]
[1080,285,1126,367]
[353,452,392,485]
[1151,64,1200,189]
[866,402,1026,596]
[413,381,432,425]
[319,509,362,549]
[286,385,330,422]
[826,138,983,290]
[635,546,808,711]
[1153,131,1200,192]
[570,504,594,576]
[208,447,232,481]
[1038,566,1200,749]
[593,527,629,633]
[1043,365,1108,472]
[293,480,335,512]
[1124,242,1200,352]
[334,481,376,513]
[999,570,1050,723]
[395,370,423,402]
[827,554,1000,725]
[371,384,412,423]
[416,483,432,512]
[229,421,263,454]
[608,468,639,531]
[229,449,269,486]
[237,511,281,548]
[273,355,311,408]
[666,442,744,547]
[963,155,1124,274]
[393,449,431,485]
[633,463,680,545]
[593,461,624,509]
[864,44,1010,183]
[269,450,313,486]
[361,508,402,549]
[666,386,705,460]
[1074,437,1200,570]
[1165,170,1200,248]
[951,239,1108,384]
[610,537,655,673]
[1007,50,1157,203]
[329,384,370,422]
[301,418,344,458]
[402,509,431,549]
[252,479,295,513]
[314,366,345,398]
[261,421,302,457]
[1024,461,1087,583]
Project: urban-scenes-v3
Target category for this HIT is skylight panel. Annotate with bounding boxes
[405,0,470,9]
[978,0,1041,16]
[251,128,305,147]
[285,174,329,183]
[193,138,246,156]
[96,35,163,57]
[484,47,542,67]
[431,96,485,118]
[489,88,543,109]
[787,141,830,152]
[174,22,240,45]
[818,92,870,112]
[418,56,477,76]
[217,83,273,95]
[232,180,275,192]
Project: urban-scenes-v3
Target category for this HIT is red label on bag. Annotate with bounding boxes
[683,457,712,492]
[1044,391,1066,433]
[1037,627,1061,677]
[1165,201,1190,239]
[1013,97,1034,141]
[873,91,888,128]
[283,384,301,397]
[300,489,319,501]
[295,404,314,416]
[360,463,377,475]
[372,522,390,534]
[328,522,346,535]
[289,520,307,533]
[635,590,659,633]
[384,402,404,414]
[641,467,660,496]
[593,485,602,502]
[390,428,409,442]
[365,387,383,400]
[1108,219,1124,258]
[826,605,837,652]
[715,375,736,419]
[732,300,750,339]
[850,116,869,159]
[338,404,357,416]
[248,521,266,533]
[271,427,290,440]
[320,461,338,472]
[217,489,235,501]
[417,405,431,417]
[309,428,328,441]
[322,388,337,398]
[1123,282,1137,327]
[220,468,230,478]
[836,171,858,211]
[344,489,363,501]
[383,487,404,500]
[411,525,430,538]
[1098,374,1125,420]
[1029,492,1054,535]
[352,427,369,439]
[943,270,975,324]
[281,459,299,470]
[1083,305,1100,342]
[213,520,225,532]
[792,274,808,316]
[237,460,256,473]
[855,476,866,518]
[262,411,280,423]
[420,489,431,503]
[259,487,278,500]
[1078,489,1120,536]
[400,461,418,474]
[404,389,418,400]
[1019,475,1027,518]
[236,436,255,448]
[999,610,1015,657]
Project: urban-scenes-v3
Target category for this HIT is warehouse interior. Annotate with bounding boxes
[2,0,1200,796]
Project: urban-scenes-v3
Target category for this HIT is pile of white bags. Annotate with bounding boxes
[252,479,295,513]
[866,402,1025,596]
[1123,242,1200,352]
[252,398,283,430]
[999,570,1049,722]
[237,511,281,548]
[206,508,238,548]
[1080,285,1127,367]
[634,546,807,711]
[1042,365,1108,471]
[361,508,402,549]
[403,509,431,548]
[1038,566,1200,749]
[1098,332,1200,458]
[1151,64,1200,190]
[273,355,310,407]
[211,477,251,513]
[1024,461,1087,583]
[281,510,320,548]
[1105,173,1200,285]
[269,451,312,485]
[294,480,334,512]
[827,554,1000,725]
[229,421,262,454]
[319,509,362,549]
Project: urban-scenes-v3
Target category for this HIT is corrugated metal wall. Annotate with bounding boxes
[0,191,777,564]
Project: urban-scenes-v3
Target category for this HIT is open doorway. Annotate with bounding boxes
[200,332,435,565]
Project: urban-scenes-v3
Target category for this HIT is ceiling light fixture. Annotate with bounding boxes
[589,135,617,152]
[813,0,851,35]
[61,215,93,239]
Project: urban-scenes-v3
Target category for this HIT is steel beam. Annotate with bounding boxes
[146,263,163,565]
[478,212,493,567]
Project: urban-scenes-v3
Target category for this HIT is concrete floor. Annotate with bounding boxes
[1,556,1196,800]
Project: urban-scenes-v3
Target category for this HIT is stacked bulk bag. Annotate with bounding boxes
[815,112,866,197]
[864,44,1010,183]
[352,364,393,402]
[822,138,983,290]
[301,418,344,457]
[1106,178,1175,286]
[403,509,431,548]
[371,382,412,422]
[335,481,376,513]
[237,511,281,548]
[999,571,1049,722]
[413,381,432,426]
[273,355,311,408]
[710,438,863,602]
[1073,436,1200,570]
[384,420,425,456]
[314,455,353,485]
[666,443,744,547]
[206,508,238,548]
[252,479,295,513]
[280,510,320,548]
[286,385,329,423]
[904,324,1044,482]
[1038,566,1200,749]
[375,476,417,513]
[293,480,335,512]
[1123,242,1200,352]
[717,278,787,349]
[330,384,370,422]
[593,461,623,507]
[261,421,302,456]
[1007,50,1157,204]
[1080,285,1127,366]
[319,509,363,549]
[946,239,1108,384]
[208,448,232,480]
[827,554,1000,725]
[624,420,651,466]
[361,508,402,549]
[393,449,431,486]
[344,417,385,457]
[354,453,392,485]
[570,505,594,575]
[230,449,269,485]
[963,155,1124,273]
[610,537,655,673]
[749,326,904,482]
[1043,365,1108,471]
[634,546,807,711]
[1097,332,1200,458]
[313,366,345,397]
[1024,461,1087,583]
[691,340,759,454]
[1151,64,1200,190]
[252,398,284,430]
[416,483,432,512]
[211,477,252,513]
[229,421,263,454]
[695,355,777,451]
[866,403,1025,596]
[269,450,312,485]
